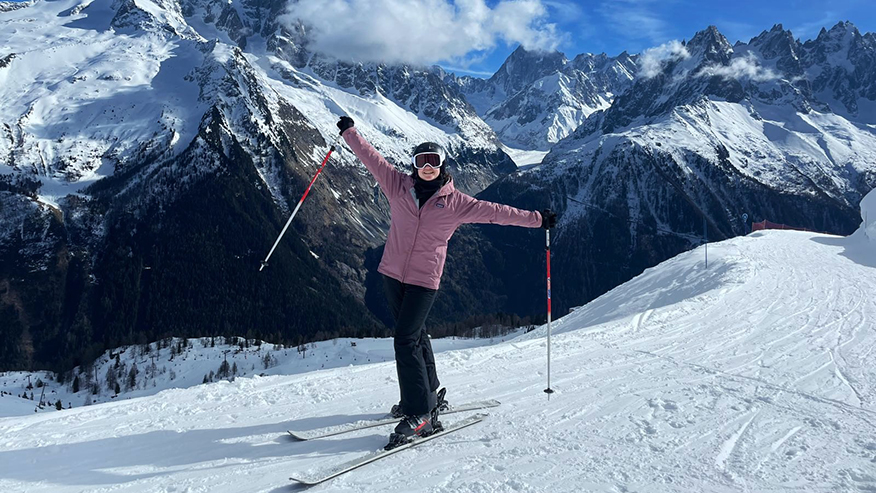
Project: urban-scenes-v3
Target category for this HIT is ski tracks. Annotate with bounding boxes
[714,409,759,476]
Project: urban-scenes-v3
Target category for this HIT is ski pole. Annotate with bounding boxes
[260,135,341,272]
[544,228,554,396]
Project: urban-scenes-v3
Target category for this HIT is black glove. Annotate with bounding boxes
[337,116,354,136]
[540,209,557,229]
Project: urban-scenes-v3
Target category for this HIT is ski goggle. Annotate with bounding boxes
[412,152,444,169]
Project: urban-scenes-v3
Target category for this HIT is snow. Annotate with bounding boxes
[0,0,208,200]
[551,98,876,208]
[501,145,549,167]
[2,228,875,492]
[854,187,876,241]
[484,72,611,151]
[0,335,521,416]
[258,56,493,175]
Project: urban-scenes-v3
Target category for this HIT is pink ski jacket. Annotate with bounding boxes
[343,127,543,290]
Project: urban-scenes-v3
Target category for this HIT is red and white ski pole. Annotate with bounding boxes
[544,228,555,396]
[260,135,340,272]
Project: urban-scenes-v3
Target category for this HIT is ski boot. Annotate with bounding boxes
[385,389,448,450]
[385,413,434,450]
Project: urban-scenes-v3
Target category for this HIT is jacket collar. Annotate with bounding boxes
[409,176,455,198]
[435,176,455,198]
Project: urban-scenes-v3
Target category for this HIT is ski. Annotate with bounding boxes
[290,413,487,486]
[286,399,499,441]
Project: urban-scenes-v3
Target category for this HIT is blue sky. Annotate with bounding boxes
[441,0,876,77]
[11,0,875,79]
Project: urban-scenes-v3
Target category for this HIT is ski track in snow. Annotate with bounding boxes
[2,234,876,492]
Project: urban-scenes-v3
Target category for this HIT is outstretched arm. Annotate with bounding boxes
[340,121,407,199]
[456,194,543,228]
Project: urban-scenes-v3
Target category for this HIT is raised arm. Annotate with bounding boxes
[339,118,407,198]
[456,193,543,228]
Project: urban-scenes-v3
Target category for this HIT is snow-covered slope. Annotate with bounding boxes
[0,334,520,417]
[2,222,874,491]
[0,0,205,206]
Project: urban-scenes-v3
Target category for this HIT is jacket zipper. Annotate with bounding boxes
[400,187,446,284]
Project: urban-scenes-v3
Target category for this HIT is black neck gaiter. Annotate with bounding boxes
[413,174,448,208]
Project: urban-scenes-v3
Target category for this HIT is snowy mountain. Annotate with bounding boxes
[448,46,638,150]
[454,23,876,320]
[1,193,875,491]
[0,0,517,372]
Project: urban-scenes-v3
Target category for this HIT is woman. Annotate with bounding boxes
[337,116,556,446]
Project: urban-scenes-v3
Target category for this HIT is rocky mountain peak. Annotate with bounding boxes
[489,45,568,96]
[806,21,864,58]
[686,25,734,65]
[748,24,801,60]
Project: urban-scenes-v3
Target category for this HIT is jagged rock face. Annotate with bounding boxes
[490,45,568,98]
[0,1,32,13]
[601,27,746,133]
[803,22,876,119]
[448,47,638,150]
[181,0,290,47]
[747,24,806,77]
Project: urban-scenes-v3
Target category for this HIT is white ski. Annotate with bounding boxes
[286,399,499,441]
[290,413,487,486]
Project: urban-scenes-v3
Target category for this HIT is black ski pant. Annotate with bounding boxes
[383,275,440,416]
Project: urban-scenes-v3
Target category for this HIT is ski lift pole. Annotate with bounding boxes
[260,135,341,272]
[544,228,555,396]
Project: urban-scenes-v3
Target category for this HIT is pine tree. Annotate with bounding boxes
[203,375,209,384]
[232,362,238,376]
[127,364,138,391]
[55,399,62,411]
[114,382,121,395]
[72,376,80,393]
[217,360,230,379]
[105,366,118,392]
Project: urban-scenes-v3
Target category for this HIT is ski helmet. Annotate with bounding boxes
[411,142,446,169]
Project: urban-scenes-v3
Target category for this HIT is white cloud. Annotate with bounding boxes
[597,0,670,45]
[696,53,779,82]
[280,0,565,67]
[638,40,689,78]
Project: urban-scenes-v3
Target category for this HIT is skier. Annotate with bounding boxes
[336,116,557,446]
